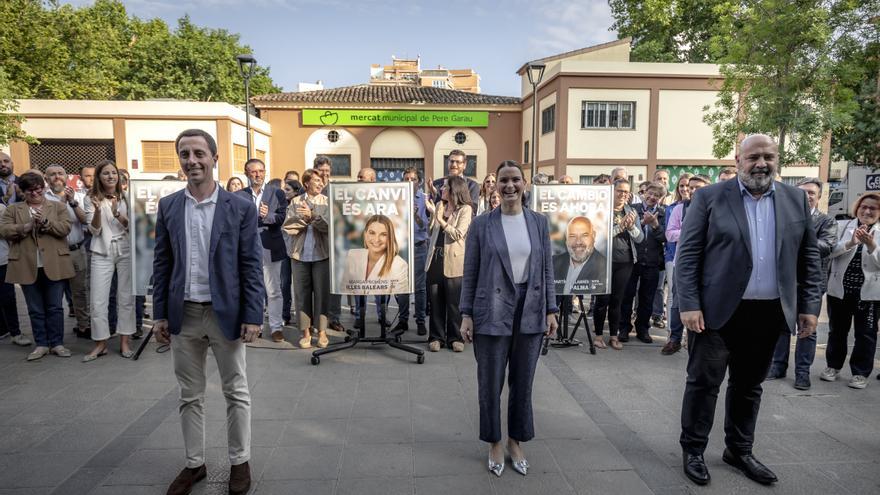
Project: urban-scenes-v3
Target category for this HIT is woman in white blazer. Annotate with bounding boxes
[823,193,880,389]
[340,214,409,295]
[82,160,135,362]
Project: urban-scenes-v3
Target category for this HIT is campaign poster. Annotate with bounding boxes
[129,179,187,295]
[329,182,414,295]
[532,184,613,295]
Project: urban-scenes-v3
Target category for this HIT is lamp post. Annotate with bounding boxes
[236,54,257,160]
[526,62,545,178]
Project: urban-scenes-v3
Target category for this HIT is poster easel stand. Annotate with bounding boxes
[311,299,425,365]
[542,296,596,356]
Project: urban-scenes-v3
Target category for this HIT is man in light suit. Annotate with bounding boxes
[152,129,265,495]
[676,134,822,487]
[236,158,288,341]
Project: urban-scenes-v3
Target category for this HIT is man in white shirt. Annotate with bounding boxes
[44,164,91,337]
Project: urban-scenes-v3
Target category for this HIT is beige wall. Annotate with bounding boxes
[370,128,425,158]
[538,93,557,162]
[566,88,651,160]
[657,90,734,161]
[565,164,648,183]
[125,119,217,177]
[23,118,114,139]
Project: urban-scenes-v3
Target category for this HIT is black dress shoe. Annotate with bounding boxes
[393,320,409,332]
[765,368,785,380]
[617,333,630,342]
[683,453,710,485]
[637,334,653,344]
[722,448,778,485]
[416,322,427,336]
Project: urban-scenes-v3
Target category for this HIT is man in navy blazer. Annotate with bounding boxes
[236,158,288,341]
[675,134,822,487]
[152,129,264,495]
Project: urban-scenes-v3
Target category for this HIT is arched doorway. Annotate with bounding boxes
[304,128,361,179]
[433,129,487,181]
[369,128,425,181]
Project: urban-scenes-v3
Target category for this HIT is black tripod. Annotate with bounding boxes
[542,295,595,355]
[311,298,425,365]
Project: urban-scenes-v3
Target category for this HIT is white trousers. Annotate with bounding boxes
[262,247,283,332]
[90,239,134,340]
[172,302,251,468]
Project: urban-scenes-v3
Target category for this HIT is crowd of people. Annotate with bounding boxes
[1,130,876,492]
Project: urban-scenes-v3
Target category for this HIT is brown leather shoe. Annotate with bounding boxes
[271,330,285,342]
[661,340,681,355]
[166,465,206,495]
[229,461,251,495]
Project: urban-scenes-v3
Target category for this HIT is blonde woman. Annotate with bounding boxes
[476,173,497,215]
[341,215,409,295]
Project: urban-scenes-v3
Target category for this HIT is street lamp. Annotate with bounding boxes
[236,53,257,160]
[526,62,545,178]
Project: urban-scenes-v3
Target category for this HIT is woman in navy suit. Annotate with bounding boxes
[460,160,559,477]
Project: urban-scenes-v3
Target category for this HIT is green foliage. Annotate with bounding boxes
[832,38,880,167]
[0,0,281,103]
[702,0,870,165]
[609,0,732,62]
[0,68,35,147]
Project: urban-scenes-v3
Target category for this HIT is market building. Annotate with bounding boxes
[252,85,520,182]
[3,99,271,181]
[519,38,828,184]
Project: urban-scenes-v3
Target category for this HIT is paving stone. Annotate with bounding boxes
[277,418,347,446]
[412,441,484,477]
[261,446,341,480]
[253,479,335,495]
[414,473,493,495]
[339,444,414,478]
[346,416,413,444]
[336,476,413,495]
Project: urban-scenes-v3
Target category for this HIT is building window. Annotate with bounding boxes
[233,144,248,175]
[454,132,467,145]
[142,141,179,173]
[443,154,477,177]
[431,80,445,88]
[523,141,530,163]
[581,101,635,129]
[327,130,339,143]
[325,154,351,176]
[541,105,555,134]
[255,149,266,165]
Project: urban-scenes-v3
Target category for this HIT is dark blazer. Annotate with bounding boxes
[236,185,288,262]
[633,203,666,268]
[675,179,822,333]
[460,208,559,335]
[152,187,266,341]
[552,251,608,294]
[432,176,480,213]
[812,209,838,294]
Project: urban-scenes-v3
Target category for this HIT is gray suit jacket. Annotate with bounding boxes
[675,179,822,333]
[460,208,559,336]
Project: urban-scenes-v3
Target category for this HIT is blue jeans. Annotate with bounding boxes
[355,295,388,321]
[20,268,66,348]
[395,240,428,323]
[0,264,21,337]
[668,282,684,344]
[770,331,816,377]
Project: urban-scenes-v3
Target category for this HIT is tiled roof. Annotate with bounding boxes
[252,84,520,106]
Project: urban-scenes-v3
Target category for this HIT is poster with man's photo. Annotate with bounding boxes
[329,181,414,295]
[129,179,187,295]
[532,184,613,295]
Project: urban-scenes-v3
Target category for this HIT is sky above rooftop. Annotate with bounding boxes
[66,0,617,97]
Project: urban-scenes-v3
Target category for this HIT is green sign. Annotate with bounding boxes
[302,109,489,127]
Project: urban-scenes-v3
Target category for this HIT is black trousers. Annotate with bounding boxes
[826,293,879,378]
[593,261,634,337]
[680,299,786,456]
[620,263,660,337]
[427,247,463,346]
[474,283,544,443]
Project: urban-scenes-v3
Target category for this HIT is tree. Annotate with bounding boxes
[702,0,871,166]
[0,69,33,147]
[0,0,280,103]
[832,38,880,167]
[609,0,731,62]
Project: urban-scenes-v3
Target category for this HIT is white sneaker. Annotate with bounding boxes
[819,367,839,382]
[11,334,33,346]
[848,375,868,389]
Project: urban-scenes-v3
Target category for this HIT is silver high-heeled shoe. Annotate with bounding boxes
[487,456,505,477]
[511,458,529,476]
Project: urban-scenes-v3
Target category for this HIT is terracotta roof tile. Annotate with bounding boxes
[252,84,519,106]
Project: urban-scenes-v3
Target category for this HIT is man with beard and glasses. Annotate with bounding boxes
[675,134,822,487]
[553,216,607,295]
[44,165,91,338]
[0,152,17,205]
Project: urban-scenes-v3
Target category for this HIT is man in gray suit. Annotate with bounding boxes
[676,134,822,486]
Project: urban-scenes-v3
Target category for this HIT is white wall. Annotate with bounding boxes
[433,129,487,180]
[567,89,650,160]
[304,128,361,179]
[657,90,734,160]
[370,128,424,158]
[22,118,113,139]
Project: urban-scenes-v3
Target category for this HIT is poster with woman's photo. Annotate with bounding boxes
[129,179,187,295]
[329,181,414,295]
[532,184,613,295]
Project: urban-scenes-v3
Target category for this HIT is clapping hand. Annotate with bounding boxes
[259,201,269,219]
[425,197,436,215]
[643,211,658,228]
[64,186,76,203]
[296,203,312,221]
[854,226,876,250]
